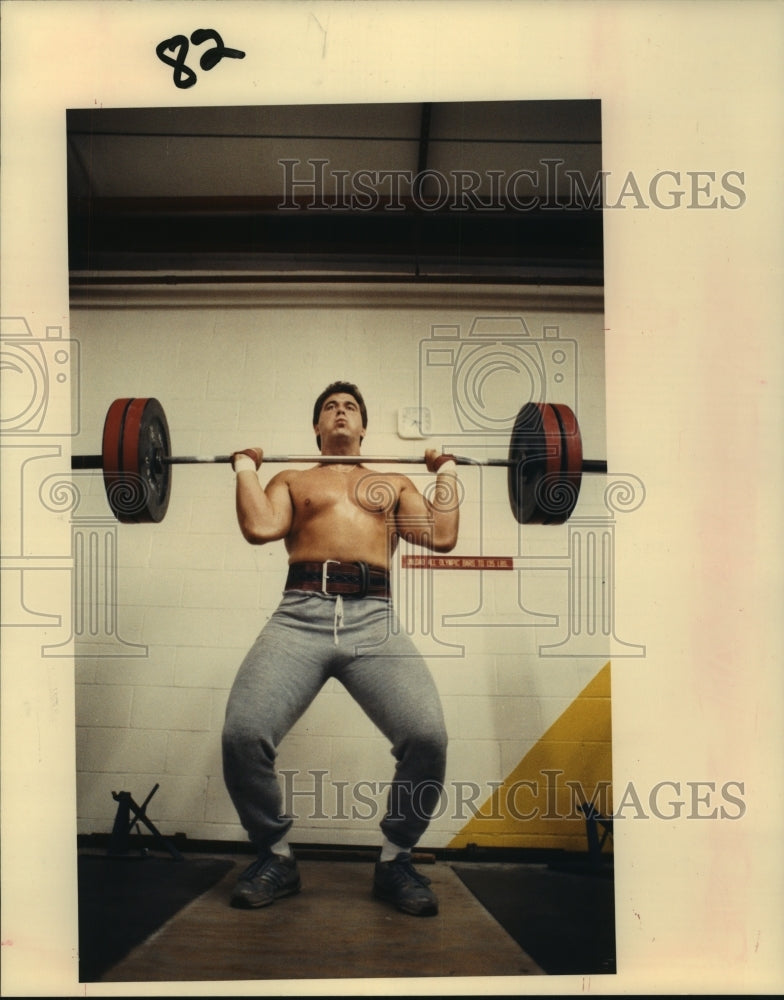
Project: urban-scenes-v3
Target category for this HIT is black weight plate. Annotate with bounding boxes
[507,401,548,524]
[135,398,171,523]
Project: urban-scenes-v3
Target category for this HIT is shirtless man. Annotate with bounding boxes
[222,381,459,915]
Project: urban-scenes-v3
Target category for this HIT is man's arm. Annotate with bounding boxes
[232,450,294,544]
[394,450,460,553]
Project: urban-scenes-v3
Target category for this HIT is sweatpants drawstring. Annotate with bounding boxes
[333,594,344,645]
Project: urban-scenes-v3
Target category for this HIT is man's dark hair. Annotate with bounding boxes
[312,381,368,450]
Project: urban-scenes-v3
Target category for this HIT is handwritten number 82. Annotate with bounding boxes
[156,29,245,89]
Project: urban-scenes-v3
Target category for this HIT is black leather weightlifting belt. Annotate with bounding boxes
[285,560,391,599]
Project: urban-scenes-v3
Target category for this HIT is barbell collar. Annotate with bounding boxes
[581,459,608,474]
[71,455,104,470]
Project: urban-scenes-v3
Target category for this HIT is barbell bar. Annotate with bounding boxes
[72,453,609,472]
[71,397,608,526]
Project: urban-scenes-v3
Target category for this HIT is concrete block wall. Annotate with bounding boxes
[70,284,611,852]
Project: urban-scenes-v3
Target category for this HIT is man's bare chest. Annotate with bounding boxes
[289,467,400,518]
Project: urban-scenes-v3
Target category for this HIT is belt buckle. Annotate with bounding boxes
[321,559,340,595]
[356,561,369,598]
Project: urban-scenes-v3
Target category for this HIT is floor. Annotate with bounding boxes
[90,852,547,985]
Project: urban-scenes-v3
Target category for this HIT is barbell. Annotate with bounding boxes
[70,397,608,526]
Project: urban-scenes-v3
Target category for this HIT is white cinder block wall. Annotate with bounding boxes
[71,284,608,850]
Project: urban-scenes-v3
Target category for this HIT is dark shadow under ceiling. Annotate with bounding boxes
[67,100,604,286]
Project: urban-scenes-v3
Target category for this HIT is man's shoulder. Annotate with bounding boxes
[266,466,300,487]
[270,464,326,487]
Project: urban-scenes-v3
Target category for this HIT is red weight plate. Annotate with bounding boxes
[552,403,583,482]
[539,402,563,479]
[121,396,146,478]
[528,403,565,524]
[545,403,583,524]
[102,398,134,521]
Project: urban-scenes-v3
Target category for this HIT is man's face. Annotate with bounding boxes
[314,392,365,450]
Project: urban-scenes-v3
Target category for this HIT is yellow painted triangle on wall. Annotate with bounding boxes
[449,662,613,852]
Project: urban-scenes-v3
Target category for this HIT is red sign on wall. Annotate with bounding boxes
[401,556,515,570]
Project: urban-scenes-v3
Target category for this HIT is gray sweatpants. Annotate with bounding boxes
[222,590,448,852]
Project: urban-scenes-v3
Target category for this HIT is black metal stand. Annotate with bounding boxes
[581,802,613,871]
[108,784,184,861]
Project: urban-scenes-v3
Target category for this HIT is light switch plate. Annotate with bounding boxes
[397,406,431,439]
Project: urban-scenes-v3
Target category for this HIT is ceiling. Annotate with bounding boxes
[66,100,604,286]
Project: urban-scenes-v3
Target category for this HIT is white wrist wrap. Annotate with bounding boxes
[233,455,257,474]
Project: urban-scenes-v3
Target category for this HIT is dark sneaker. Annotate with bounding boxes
[230,851,301,909]
[373,851,439,916]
